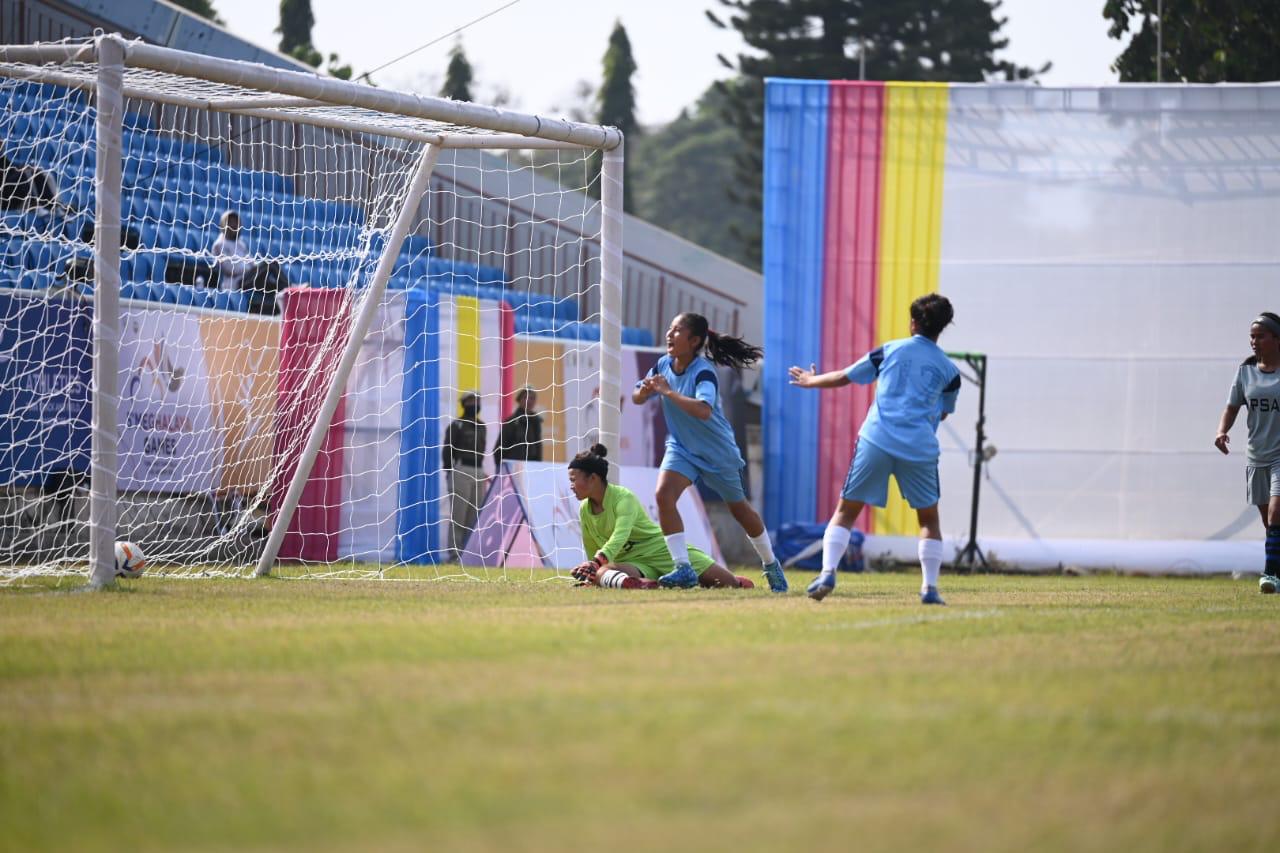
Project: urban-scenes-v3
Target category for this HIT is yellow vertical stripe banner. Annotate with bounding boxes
[874,82,949,536]
[456,296,481,416]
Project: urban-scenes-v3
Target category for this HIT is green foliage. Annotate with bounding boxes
[632,84,756,267]
[170,0,223,24]
[327,54,353,81]
[276,0,314,56]
[707,0,1047,267]
[276,0,356,81]
[287,43,322,69]
[441,41,475,102]
[1,575,1276,849]
[1104,0,1280,82]
[591,21,641,212]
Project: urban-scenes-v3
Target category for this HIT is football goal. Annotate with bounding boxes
[0,35,625,586]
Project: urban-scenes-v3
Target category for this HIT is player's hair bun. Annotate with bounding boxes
[590,443,608,458]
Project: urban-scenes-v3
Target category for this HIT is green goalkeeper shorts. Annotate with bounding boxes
[624,546,715,581]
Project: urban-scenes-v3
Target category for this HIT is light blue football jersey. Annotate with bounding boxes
[844,335,961,462]
[640,354,744,470]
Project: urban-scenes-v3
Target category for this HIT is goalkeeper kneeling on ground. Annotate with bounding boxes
[568,444,752,590]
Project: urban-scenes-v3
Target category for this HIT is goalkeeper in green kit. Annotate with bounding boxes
[568,445,753,589]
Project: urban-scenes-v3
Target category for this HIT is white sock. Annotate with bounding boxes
[664,532,690,566]
[599,569,627,588]
[822,525,851,576]
[748,531,776,565]
[919,538,943,593]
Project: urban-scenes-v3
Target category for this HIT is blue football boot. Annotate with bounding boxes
[920,586,946,606]
[659,562,699,589]
[762,559,788,594]
[806,572,835,601]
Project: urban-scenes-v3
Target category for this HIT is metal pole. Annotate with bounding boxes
[87,34,125,589]
[253,142,441,577]
[598,139,624,454]
[958,355,988,571]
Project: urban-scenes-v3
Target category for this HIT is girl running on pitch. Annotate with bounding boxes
[789,293,961,604]
[633,313,787,592]
[567,445,753,589]
[1215,311,1280,594]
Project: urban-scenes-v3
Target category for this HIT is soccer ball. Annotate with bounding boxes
[114,541,146,579]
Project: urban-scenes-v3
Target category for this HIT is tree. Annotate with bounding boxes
[591,20,640,212]
[1104,0,1280,83]
[171,0,223,24]
[441,41,475,102]
[707,0,1046,268]
[631,84,755,266]
[275,0,356,81]
[276,0,314,57]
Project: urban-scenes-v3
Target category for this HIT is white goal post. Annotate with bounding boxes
[0,34,624,586]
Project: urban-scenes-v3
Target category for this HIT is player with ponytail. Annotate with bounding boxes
[567,444,752,589]
[633,312,787,592]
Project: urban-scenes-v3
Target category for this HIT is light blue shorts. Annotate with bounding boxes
[841,439,940,509]
[660,445,747,503]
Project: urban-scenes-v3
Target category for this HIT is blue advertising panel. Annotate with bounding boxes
[0,291,92,487]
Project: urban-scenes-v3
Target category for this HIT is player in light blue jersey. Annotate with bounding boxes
[633,312,788,592]
[1215,311,1280,594]
[789,294,961,605]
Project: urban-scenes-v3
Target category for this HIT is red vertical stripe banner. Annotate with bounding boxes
[818,82,885,531]
[271,287,351,562]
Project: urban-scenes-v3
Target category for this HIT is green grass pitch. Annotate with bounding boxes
[1,572,1277,852]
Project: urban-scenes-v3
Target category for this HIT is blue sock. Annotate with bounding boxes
[1267,525,1280,577]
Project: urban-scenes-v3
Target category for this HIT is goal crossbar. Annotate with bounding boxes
[0,38,622,149]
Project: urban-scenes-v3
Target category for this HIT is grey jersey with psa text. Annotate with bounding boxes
[1228,363,1280,465]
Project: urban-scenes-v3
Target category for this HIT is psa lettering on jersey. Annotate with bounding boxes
[1249,397,1280,412]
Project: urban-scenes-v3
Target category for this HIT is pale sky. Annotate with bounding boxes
[214,0,1123,127]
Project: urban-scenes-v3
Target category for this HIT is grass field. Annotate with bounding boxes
[2,572,1278,852]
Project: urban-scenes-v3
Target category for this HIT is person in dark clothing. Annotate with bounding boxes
[493,387,543,468]
[442,391,488,560]
[0,149,57,213]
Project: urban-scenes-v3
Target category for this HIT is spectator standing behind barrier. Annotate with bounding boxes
[209,210,287,314]
[442,391,488,560]
[494,387,543,468]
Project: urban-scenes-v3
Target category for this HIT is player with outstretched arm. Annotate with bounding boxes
[1215,311,1280,594]
[567,445,753,590]
[633,313,788,592]
[789,294,961,604]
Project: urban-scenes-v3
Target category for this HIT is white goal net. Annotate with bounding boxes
[0,36,625,585]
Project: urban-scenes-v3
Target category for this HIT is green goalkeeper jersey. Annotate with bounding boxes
[579,484,713,578]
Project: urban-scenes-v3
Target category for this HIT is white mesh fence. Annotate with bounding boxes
[0,41,620,583]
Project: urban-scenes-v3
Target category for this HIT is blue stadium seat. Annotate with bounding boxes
[17,269,54,291]
[190,287,218,310]
[622,327,656,347]
[21,240,66,273]
[430,274,480,299]
[122,111,152,130]
[402,233,432,259]
[0,238,26,277]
